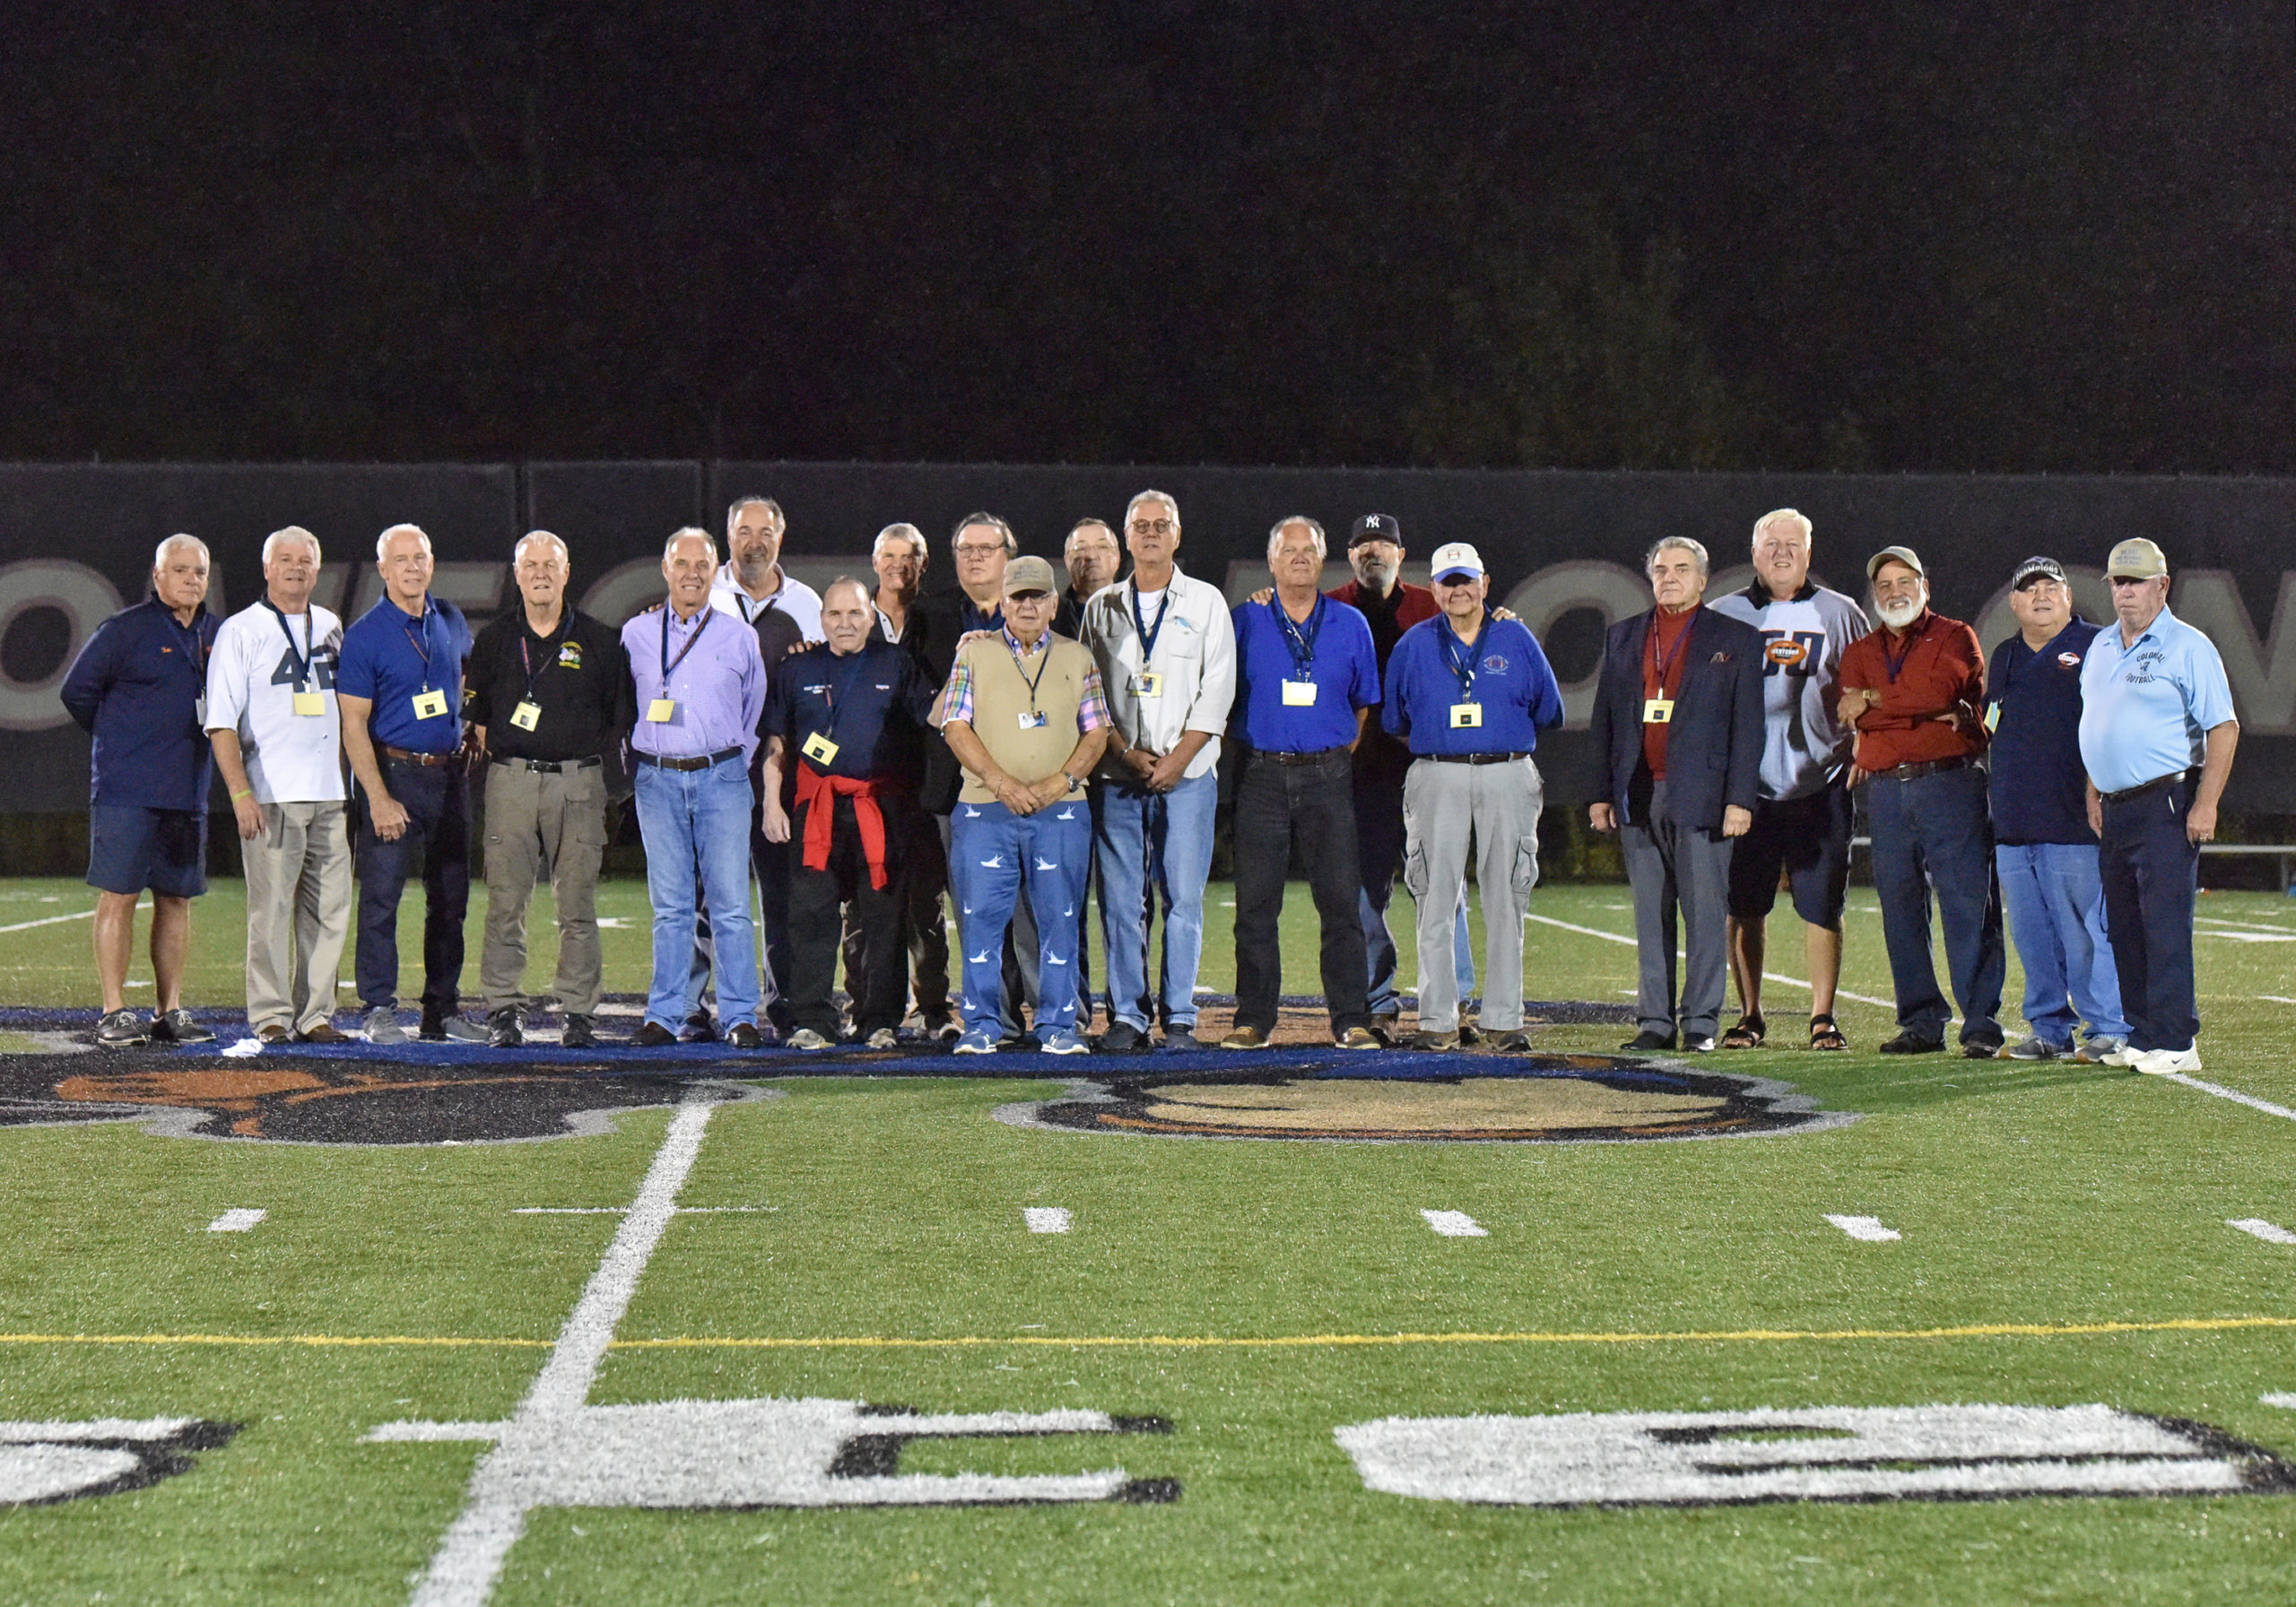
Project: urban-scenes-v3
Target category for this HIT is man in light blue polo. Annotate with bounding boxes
[2077,537,2239,1076]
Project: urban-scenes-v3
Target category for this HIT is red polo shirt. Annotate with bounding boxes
[1837,609,1987,773]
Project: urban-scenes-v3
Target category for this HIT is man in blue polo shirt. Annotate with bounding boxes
[1385,542,1565,1050]
[336,524,483,1044]
[1222,516,1383,1049]
[1986,557,2127,1063]
[2077,537,2239,1076]
[60,534,222,1048]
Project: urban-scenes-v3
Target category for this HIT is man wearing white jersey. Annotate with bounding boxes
[205,526,353,1043]
[1706,508,1870,1052]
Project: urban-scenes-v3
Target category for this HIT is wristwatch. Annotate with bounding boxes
[1065,772,1086,795]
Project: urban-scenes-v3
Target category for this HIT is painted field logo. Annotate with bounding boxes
[1002,1060,1849,1143]
[1338,1404,2296,1506]
[0,1419,237,1506]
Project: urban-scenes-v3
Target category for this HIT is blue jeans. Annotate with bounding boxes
[952,799,1091,1040]
[1356,770,1473,1014]
[353,758,469,1012]
[1862,764,2005,1046]
[634,758,759,1032]
[1094,769,1218,1032]
[1996,842,2127,1048]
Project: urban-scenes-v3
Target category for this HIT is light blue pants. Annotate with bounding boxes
[634,759,759,1032]
[1093,769,1219,1032]
[952,800,1091,1041]
[1996,841,2128,1047]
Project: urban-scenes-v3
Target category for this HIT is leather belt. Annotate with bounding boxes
[2102,769,2189,806]
[383,746,455,767]
[490,755,602,775]
[1872,756,1972,784]
[1252,747,1347,766]
[1428,751,1531,766]
[637,747,743,773]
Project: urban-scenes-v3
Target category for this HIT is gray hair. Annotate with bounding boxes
[872,522,927,561]
[1752,508,1813,548]
[152,533,210,571]
[1065,518,1118,557]
[1646,536,1710,578]
[1266,516,1327,562]
[663,526,718,564]
[1125,489,1179,530]
[951,512,1017,557]
[820,574,873,610]
[261,526,321,566]
[377,523,431,560]
[513,530,569,566]
[726,496,784,534]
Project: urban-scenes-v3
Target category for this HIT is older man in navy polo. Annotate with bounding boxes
[337,524,483,1045]
[2078,538,2239,1076]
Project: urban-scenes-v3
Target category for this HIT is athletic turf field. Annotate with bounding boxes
[3,877,2294,1604]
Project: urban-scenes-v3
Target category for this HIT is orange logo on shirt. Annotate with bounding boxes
[1765,639,1808,667]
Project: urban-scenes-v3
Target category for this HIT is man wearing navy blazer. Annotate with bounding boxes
[1587,537,1766,1052]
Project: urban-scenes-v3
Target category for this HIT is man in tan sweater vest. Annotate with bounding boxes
[932,556,1113,1055]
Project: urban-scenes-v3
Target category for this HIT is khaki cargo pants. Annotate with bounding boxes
[481,759,609,1016]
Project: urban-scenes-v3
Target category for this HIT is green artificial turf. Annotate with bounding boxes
[2,880,2295,1603]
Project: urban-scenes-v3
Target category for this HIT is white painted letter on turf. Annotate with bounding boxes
[2229,1218,2296,1246]
[207,1209,265,1233]
[1023,1207,1073,1234]
[1422,1210,1488,1238]
[1825,1214,1900,1242]
[1336,1404,2296,1506]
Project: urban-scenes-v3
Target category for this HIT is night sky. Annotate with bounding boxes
[7,3,2289,473]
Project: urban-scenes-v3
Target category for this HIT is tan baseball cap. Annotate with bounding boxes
[2105,538,2169,580]
[1003,555,1057,595]
[1866,544,1926,581]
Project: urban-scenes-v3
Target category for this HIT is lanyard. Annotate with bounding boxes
[1439,614,1480,701]
[815,647,874,741]
[398,603,437,691]
[1004,628,1054,713]
[1880,620,1921,684]
[166,608,209,681]
[1648,609,1693,688]
[1130,584,1171,664]
[517,612,571,700]
[660,606,713,685]
[1271,594,1324,682]
[262,600,311,690]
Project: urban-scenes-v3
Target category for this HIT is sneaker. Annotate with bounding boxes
[1039,1028,1091,1055]
[952,1026,998,1055]
[2075,1034,2127,1064]
[679,1012,718,1045]
[926,1014,962,1045]
[1491,1029,1535,1052]
[487,1007,524,1049]
[1410,1029,1461,1051]
[296,1021,349,1044]
[1877,1031,1945,1055]
[1366,1016,1400,1047]
[1683,1034,1718,1053]
[1097,1021,1148,1055]
[787,1028,834,1050]
[2096,1042,2141,1067]
[1620,1029,1676,1052]
[560,1014,598,1049]
[365,1007,409,1045]
[1161,1026,1203,1052]
[2134,1045,2202,1075]
[1457,1021,1482,1047]
[1335,1026,1381,1049]
[865,1027,899,1050]
[95,1008,149,1047]
[725,1022,766,1048]
[1961,1039,2005,1059]
[1220,1024,1272,1049]
[257,1023,292,1045]
[2006,1037,2065,1062]
[152,1009,216,1045]
[631,1021,677,1047]
[422,1011,488,1043]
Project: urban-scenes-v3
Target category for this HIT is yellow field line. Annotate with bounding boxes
[5,1315,2294,1352]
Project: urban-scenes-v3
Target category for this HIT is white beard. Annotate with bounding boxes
[1876,595,1923,630]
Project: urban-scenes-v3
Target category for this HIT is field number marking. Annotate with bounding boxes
[206,1210,265,1234]
[1422,1210,1489,1238]
[1023,1207,1073,1234]
[1825,1215,1900,1242]
[2229,1218,2296,1246]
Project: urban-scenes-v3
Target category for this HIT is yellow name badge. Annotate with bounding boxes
[1642,698,1674,724]
[1450,703,1483,729]
[1281,680,1318,707]
[291,691,325,717]
[801,732,839,765]
[1984,702,2001,734]
[646,698,677,723]
[412,690,449,720]
[509,699,542,732]
[1130,670,1162,699]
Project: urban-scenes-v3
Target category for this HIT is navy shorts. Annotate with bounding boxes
[1726,781,1851,927]
[87,805,208,899]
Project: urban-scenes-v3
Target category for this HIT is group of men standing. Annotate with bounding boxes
[59,496,2239,1073]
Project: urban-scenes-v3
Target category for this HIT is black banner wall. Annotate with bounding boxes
[3,461,2289,812]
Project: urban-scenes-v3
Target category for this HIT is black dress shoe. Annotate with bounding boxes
[487,1007,524,1049]
[1962,1039,2005,1059]
[632,1021,678,1047]
[678,1012,717,1044]
[560,1014,597,1049]
[1620,1029,1677,1051]
[1878,1030,1945,1055]
[725,1022,764,1048]
[1097,1021,1148,1055]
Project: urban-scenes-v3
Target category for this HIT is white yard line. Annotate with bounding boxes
[206,1209,265,1233]
[2263,1394,2296,1409]
[0,901,147,935]
[2228,1218,2296,1246]
[2161,1073,2296,1125]
[1022,1207,1073,1234]
[1422,1210,1488,1238]
[1825,1214,1901,1243]
[1527,913,1897,1010]
[410,1094,719,1607]
[511,1206,774,1216]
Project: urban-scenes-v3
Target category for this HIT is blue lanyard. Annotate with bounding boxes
[263,601,311,690]
[1880,620,1921,684]
[167,608,209,681]
[1439,614,1480,701]
[815,647,874,741]
[399,603,439,692]
[1271,595,1324,682]
[1130,584,1171,662]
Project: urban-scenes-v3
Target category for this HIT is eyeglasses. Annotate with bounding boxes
[1127,519,1177,536]
[953,543,1004,558]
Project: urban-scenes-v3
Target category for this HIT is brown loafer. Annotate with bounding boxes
[296,1021,349,1044]
[257,1023,291,1045]
[1219,1024,1271,1049]
[1336,1027,1382,1050]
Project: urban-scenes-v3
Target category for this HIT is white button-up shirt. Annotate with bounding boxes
[1078,569,1238,782]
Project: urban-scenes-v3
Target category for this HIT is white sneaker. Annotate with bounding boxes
[2097,1043,2141,1068]
[2134,1046,2202,1076]
[364,1006,408,1046]
[786,1028,833,1051]
[865,1028,899,1050]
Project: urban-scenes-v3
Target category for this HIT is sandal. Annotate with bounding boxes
[1809,1013,1848,1052]
[1719,1013,1766,1049]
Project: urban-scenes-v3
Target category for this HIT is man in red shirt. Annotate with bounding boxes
[1837,545,2005,1056]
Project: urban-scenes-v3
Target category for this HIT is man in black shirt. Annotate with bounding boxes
[466,532,634,1047]
[762,577,938,1048]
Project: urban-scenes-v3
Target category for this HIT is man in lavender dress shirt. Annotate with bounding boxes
[622,527,770,1047]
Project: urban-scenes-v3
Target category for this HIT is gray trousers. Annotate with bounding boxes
[1619,779,1734,1039]
[243,800,352,1035]
[481,760,608,1016]
[1401,757,1544,1031]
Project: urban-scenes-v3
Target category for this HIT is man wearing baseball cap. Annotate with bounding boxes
[1985,557,2127,1063]
[2076,538,2239,1075]
[1379,541,1564,1049]
[1836,545,2005,1055]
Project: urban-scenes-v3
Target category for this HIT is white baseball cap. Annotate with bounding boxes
[1430,543,1483,582]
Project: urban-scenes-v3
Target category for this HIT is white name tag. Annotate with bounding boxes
[1281,680,1318,707]
[1642,698,1674,725]
[412,690,449,720]
[646,698,676,723]
[1450,703,1482,729]
[1130,671,1162,699]
[509,699,542,732]
[193,695,208,727]
[292,691,326,717]
[801,732,839,764]
[1018,710,1048,729]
